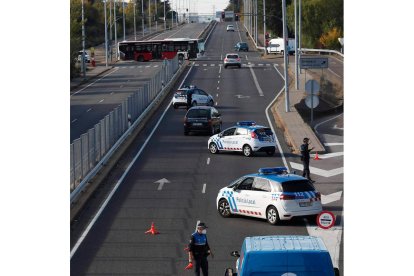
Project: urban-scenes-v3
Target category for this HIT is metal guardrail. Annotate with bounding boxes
[299,48,344,58]
[70,57,179,203]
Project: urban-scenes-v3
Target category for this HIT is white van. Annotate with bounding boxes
[266,38,296,55]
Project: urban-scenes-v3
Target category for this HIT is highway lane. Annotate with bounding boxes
[70,63,163,143]
[151,23,210,40]
[71,21,342,275]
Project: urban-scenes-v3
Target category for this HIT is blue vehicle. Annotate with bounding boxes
[234,42,249,52]
[225,235,340,276]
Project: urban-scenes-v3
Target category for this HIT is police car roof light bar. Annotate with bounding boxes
[259,167,288,175]
[237,121,256,126]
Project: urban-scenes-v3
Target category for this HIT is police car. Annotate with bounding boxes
[207,121,276,157]
[172,85,215,109]
[216,167,322,225]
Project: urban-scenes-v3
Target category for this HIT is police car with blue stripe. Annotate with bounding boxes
[216,167,322,225]
[208,121,276,157]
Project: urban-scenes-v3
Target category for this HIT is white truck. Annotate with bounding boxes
[266,38,296,55]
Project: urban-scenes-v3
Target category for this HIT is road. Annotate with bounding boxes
[71,21,344,275]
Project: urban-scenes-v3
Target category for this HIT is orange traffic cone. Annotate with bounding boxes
[185,262,193,270]
[145,222,160,235]
[313,152,321,160]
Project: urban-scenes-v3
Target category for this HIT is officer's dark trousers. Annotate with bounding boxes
[194,255,208,276]
[302,159,311,179]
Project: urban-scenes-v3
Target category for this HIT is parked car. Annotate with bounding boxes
[216,167,322,224]
[77,50,91,63]
[184,106,222,135]
[234,42,249,52]
[223,53,241,68]
[208,121,276,157]
[226,24,235,32]
[172,86,215,109]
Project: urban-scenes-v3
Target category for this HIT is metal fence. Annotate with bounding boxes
[70,56,179,191]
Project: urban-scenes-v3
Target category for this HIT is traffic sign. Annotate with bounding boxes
[305,95,319,108]
[317,211,336,229]
[305,80,320,95]
[300,57,329,69]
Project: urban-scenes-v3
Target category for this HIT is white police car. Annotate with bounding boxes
[216,167,322,225]
[208,121,276,157]
[172,85,215,109]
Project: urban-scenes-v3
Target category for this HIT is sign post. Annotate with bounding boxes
[305,80,320,124]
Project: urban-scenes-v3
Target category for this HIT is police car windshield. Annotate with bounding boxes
[187,109,209,118]
[281,180,315,192]
[176,89,188,95]
[254,128,273,136]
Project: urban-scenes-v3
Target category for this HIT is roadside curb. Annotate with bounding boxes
[70,66,114,90]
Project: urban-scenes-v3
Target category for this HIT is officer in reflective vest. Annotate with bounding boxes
[188,222,213,276]
[300,137,315,182]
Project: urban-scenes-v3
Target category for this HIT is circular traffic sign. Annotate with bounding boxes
[305,80,320,94]
[305,95,319,109]
[317,211,336,229]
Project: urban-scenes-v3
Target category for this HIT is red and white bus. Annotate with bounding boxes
[118,38,204,62]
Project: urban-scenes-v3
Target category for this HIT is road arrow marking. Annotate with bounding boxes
[324,143,343,146]
[235,94,250,99]
[333,124,344,130]
[322,191,343,205]
[154,178,170,190]
[290,162,343,177]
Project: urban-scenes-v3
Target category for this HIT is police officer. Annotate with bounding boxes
[186,89,193,110]
[188,222,213,276]
[300,137,315,182]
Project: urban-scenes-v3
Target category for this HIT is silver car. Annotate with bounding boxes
[226,25,235,32]
[224,53,241,69]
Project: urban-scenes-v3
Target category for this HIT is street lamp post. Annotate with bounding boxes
[81,0,86,79]
[282,0,290,112]
[114,0,118,58]
[163,0,166,30]
[104,0,108,67]
[155,0,157,32]
[142,0,145,37]
[134,2,137,40]
[122,0,125,41]
[149,0,151,34]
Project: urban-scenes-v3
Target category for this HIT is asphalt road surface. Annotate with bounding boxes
[71,21,344,276]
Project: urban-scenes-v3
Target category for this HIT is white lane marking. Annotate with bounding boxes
[321,191,343,205]
[202,184,207,194]
[217,80,220,84]
[306,219,343,269]
[204,69,207,71]
[71,67,119,96]
[195,64,200,67]
[265,70,289,170]
[203,64,207,66]
[216,94,219,97]
[328,68,341,79]
[86,108,92,112]
[110,92,114,95]
[333,124,344,130]
[219,65,222,74]
[99,99,104,103]
[154,65,159,68]
[258,64,263,66]
[179,62,195,88]
[314,113,343,134]
[207,158,210,165]
[145,65,151,68]
[71,94,180,259]
[220,54,223,60]
[249,66,264,96]
[245,55,248,60]
[289,162,343,177]
[324,143,343,146]
[217,87,219,90]
[71,119,77,123]
[210,64,215,66]
[215,102,218,106]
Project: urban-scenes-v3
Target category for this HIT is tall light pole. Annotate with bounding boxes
[109,0,112,41]
[114,0,118,58]
[81,0,86,79]
[263,0,266,52]
[282,0,290,112]
[163,0,166,30]
[142,0,145,36]
[295,0,299,89]
[134,2,137,40]
[122,0,126,40]
[155,0,158,32]
[104,0,108,67]
[148,0,151,33]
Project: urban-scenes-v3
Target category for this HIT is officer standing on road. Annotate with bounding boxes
[186,89,193,110]
[188,222,213,276]
[300,137,315,182]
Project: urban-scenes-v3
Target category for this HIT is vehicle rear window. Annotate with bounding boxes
[254,128,273,136]
[281,180,315,192]
[227,55,239,59]
[187,109,209,118]
[240,43,247,46]
[176,89,187,95]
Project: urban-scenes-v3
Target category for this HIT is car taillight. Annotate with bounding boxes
[280,194,296,200]
[251,131,257,139]
[237,58,240,61]
[224,58,228,62]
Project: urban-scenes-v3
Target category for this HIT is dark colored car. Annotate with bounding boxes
[184,106,222,136]
[234,42,249,52]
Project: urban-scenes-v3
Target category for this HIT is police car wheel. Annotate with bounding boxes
[209,143,219,154]
[243,145,253,157]
[218,199,231,217]
[266,150,275,156]
[266,206,280,225]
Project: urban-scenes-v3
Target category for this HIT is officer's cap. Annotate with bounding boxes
[303,137,309,142]
[197,222,208,229]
